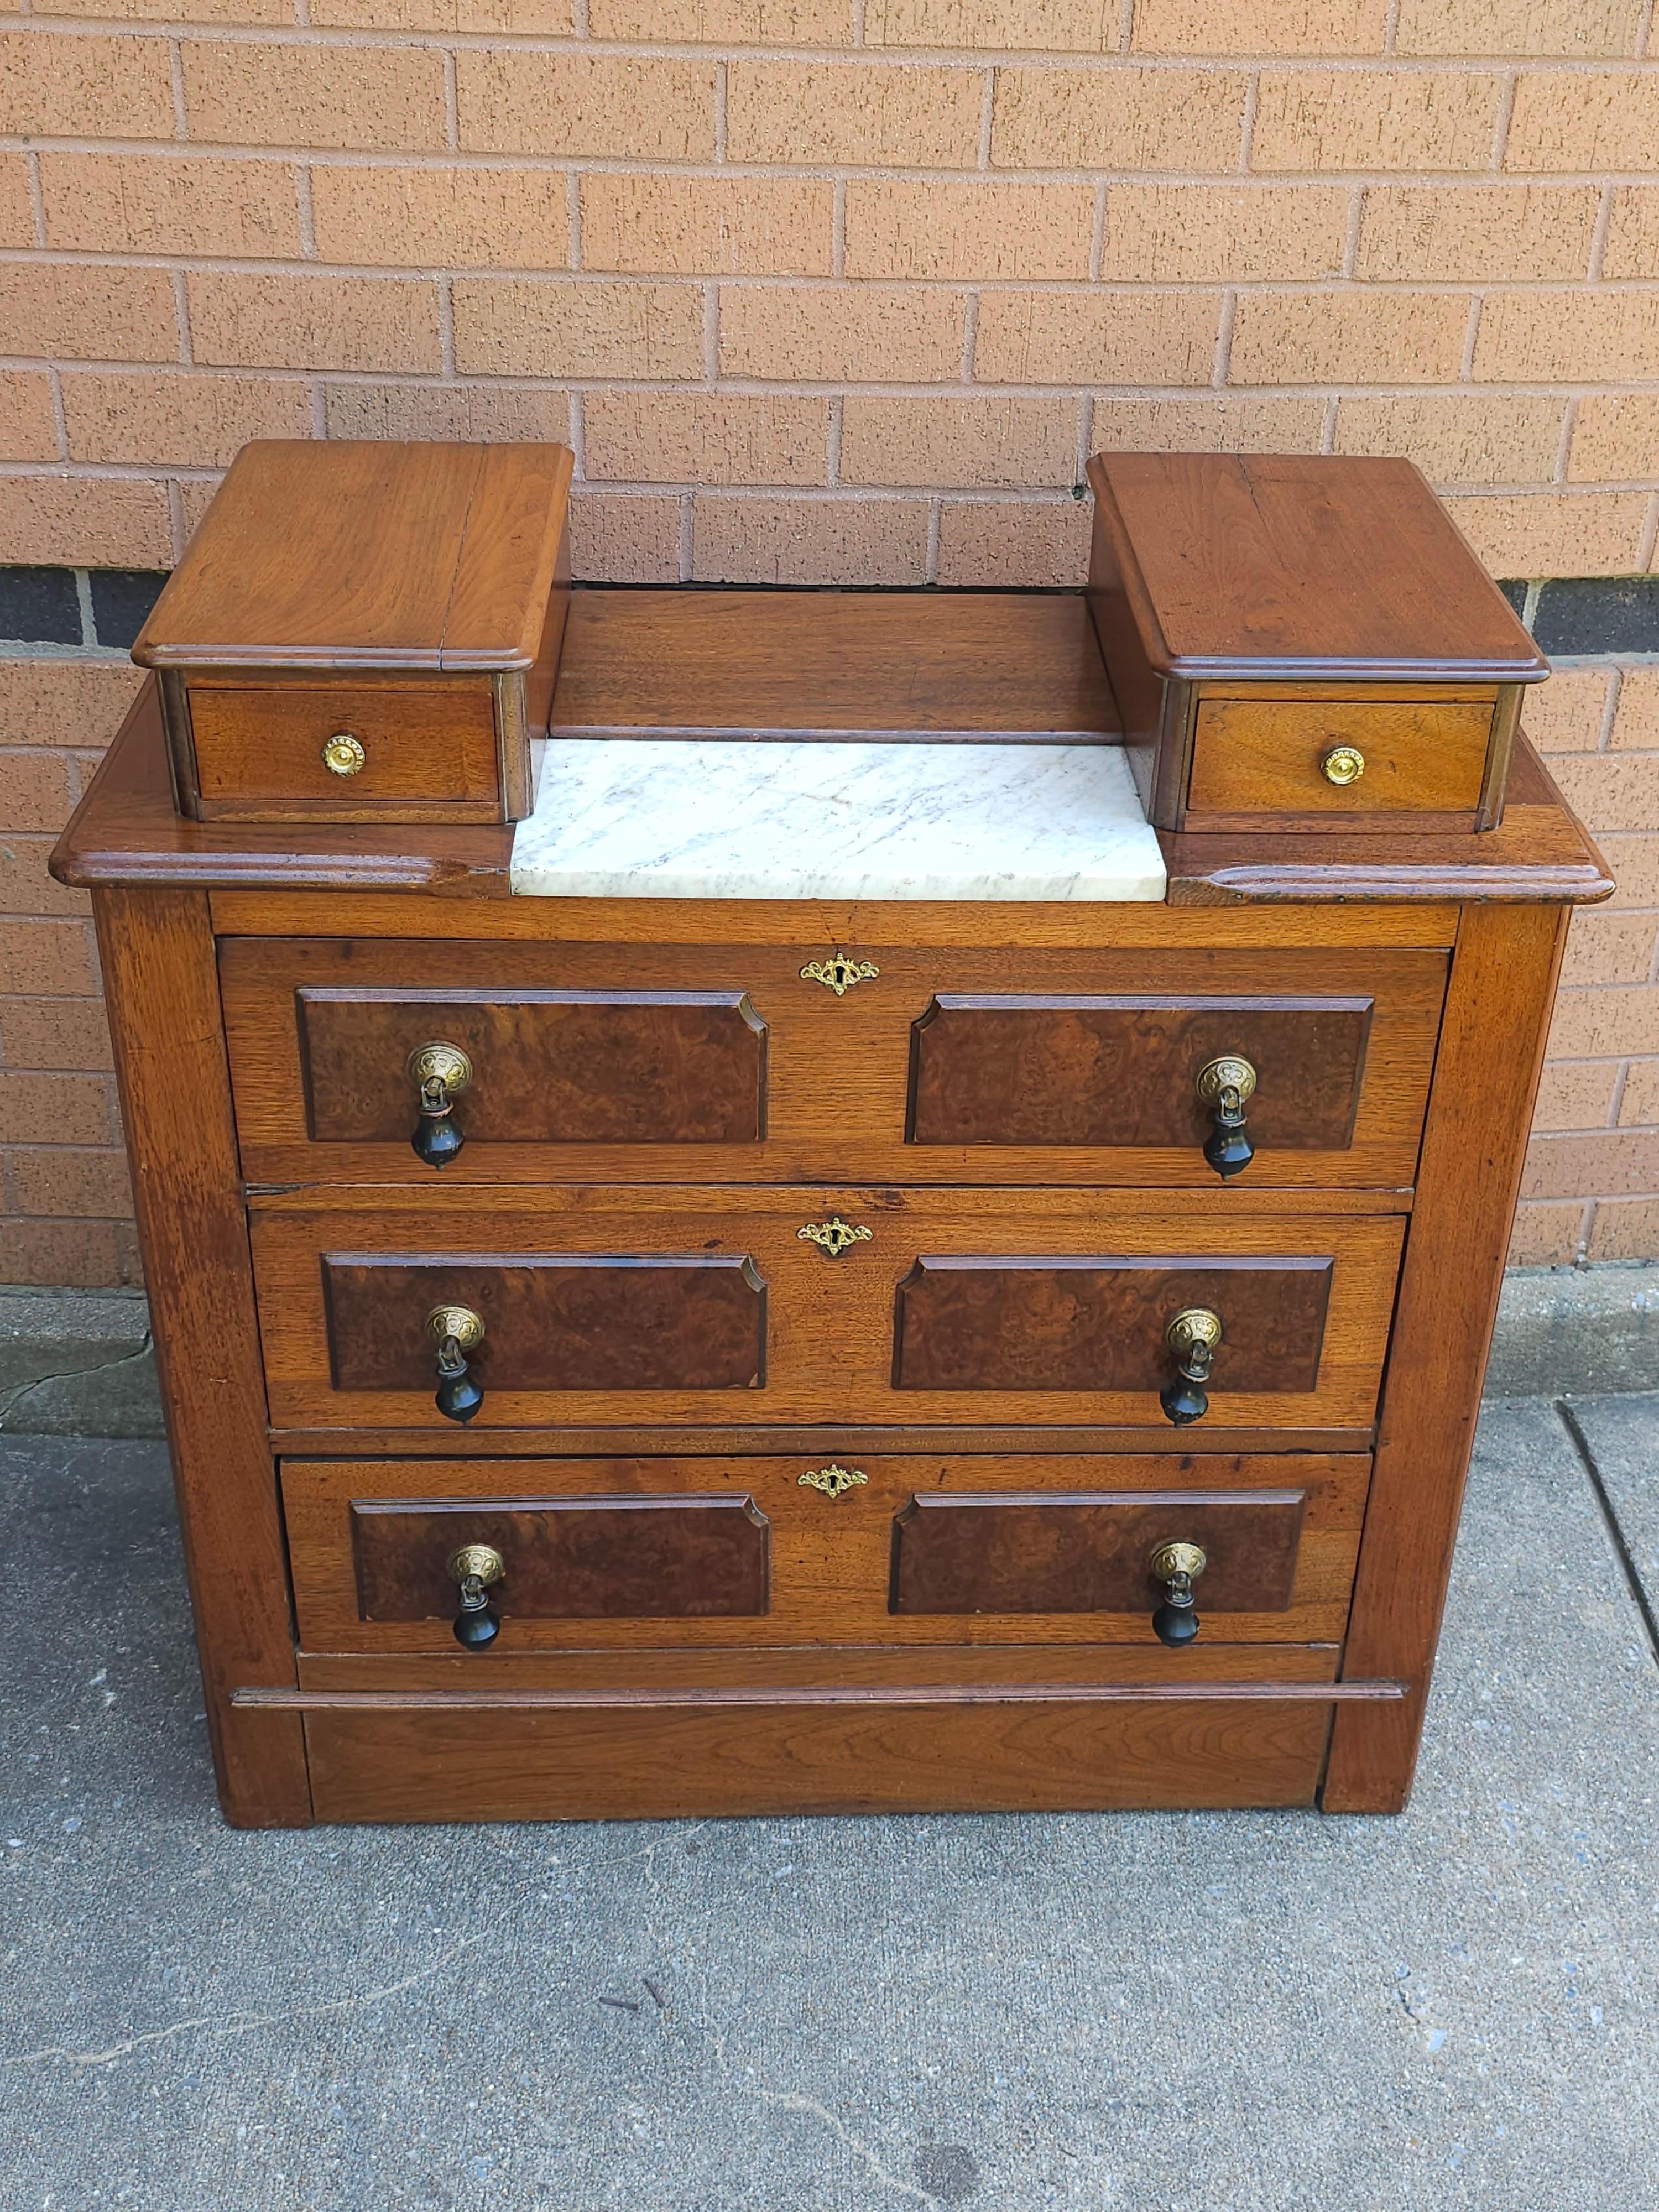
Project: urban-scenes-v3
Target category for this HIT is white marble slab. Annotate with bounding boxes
[511,739,1166,902]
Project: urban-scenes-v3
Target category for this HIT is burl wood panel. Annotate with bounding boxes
[280,1453,1369,1654]
[302,1695,1334,1819]
[187,678,502,823]
[298,985,766,1145]
[221,937,1447,1190]
[890,1490,1305,1615]
[322,1251,766,1393]
[1185,694,1492,827]
[909,992,1370,1150]
[351,1494,769,1621]
[254,1196,1401,1432]
[894,1255,1332,1394]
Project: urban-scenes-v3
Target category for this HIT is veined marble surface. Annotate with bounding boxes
[512,739,1167,902]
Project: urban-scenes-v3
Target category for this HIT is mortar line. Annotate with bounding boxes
[1557,1398,1659,1669]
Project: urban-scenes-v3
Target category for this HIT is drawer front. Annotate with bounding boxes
[186,677,502,822]
[253,1193,1403,1432]
[1186,692,1493,825]
[304,1693,1335,1820]
[222,938,1447,1190]
[282,1451,1368,1651]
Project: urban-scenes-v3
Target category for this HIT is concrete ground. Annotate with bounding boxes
[2,1398,1657,2212]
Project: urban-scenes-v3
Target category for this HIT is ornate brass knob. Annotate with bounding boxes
[1320,743,1365,787]
[1160,1307,1221,1427]
[426,1302,485,1425]
[407,1040,473,1170]
[1150,1540,1207,1647]
[447,1541,503,1650]
[321,731,366,778]
[1195,1054,1258,1182]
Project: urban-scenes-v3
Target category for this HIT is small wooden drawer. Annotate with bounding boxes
[280,1451,1368,1652]
[132,439,572,825]
[220,936,1446,1190]
[251,1191,1404,1433]
[183,676,505,823]
[1185,690,1498,831]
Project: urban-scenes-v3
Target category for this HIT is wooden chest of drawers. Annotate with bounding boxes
[54,529,1610,1828]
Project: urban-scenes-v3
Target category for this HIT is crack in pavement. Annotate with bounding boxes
[5,1936,479,2070]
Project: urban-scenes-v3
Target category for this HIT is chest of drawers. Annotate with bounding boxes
[54,525,1610,1828]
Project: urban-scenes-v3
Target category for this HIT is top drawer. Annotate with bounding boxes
[220,937,1447,1192]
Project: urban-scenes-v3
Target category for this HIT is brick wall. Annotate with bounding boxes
[2,1,1657,1285]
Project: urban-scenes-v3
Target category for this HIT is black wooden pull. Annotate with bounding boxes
[407,1041,472,1168]
[426,1302,485,1424]
[447,1543,503,1649]
[1150,1541,1206,1647]
[1196,1055,1257,1181]
[1160,1306,1221,1426]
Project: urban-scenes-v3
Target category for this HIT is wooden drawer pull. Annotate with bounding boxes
[407,1040,473,1169]
[1150,1540,1206,1647]
[1194,1054,1257,1181]
[427,1302,486,1424]
[1160,1307,1221,1427]
[447,1542,503,1650]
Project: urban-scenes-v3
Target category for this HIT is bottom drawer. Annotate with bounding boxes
[281,1451,1370,1652]
[296,1671,1343,1821]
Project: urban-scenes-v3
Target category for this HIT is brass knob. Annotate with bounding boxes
[1195,1055,1257,1181]
[408,1041,473,1170]
[321,731,366,778]
[1161,1307,1222,1428]
[426,1303,484,1352]
[1320,743,1365,787]
[447,1542,504,1651]
[1150,1540,1207,1647]
[426,1303,485,1424]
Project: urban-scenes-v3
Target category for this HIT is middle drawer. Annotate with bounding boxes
[220,937,1448,1190]
[251,1192,1404,1434]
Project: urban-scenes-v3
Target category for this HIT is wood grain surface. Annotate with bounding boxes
[281,1451,1366,1652]
[301,1695,1335,1818]
[295,980,768,1146]
[548,588,1120,740]
[1323,901,1571,1812]
[95,889,311,1826]
[1186,693,1493,825]
[351,1493,770,1621]
[221,937,1447,1190]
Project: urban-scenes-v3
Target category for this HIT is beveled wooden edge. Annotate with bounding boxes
[264,1423,1376,1455]
[50,681,514,895]
[1088,453,1548,686]
[233,1679,1406,1710]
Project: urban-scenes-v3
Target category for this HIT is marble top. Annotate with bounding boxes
[510,739,1167,902]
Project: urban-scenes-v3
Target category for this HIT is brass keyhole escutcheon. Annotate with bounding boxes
[799,1464,867,1500]
[797,1217,873,1259]
[321,731,367,778]
[1320,743,1365,787]
[800,954,880,997]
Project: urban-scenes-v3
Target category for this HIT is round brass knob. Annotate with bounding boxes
[1194,1056,1256,1110]
[1165,1308,1222,1360]
[321,731,366,778]
[1150,1540,1207,1585]
[447,1542,504,1589]
[1320,743,1365,787]
[408,1041,472,1097]
[426,1303,484,1352]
